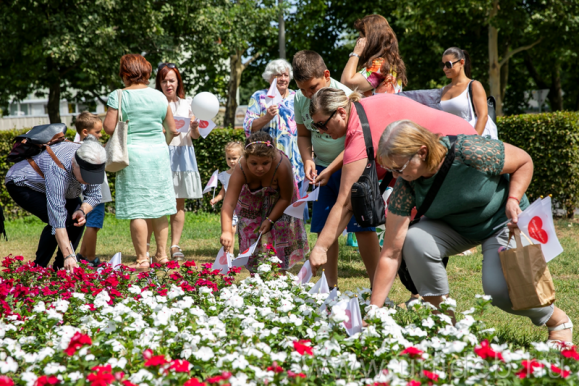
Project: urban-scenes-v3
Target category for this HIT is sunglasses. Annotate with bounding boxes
[312,110,337,131]
[440,59,461,70]
[158,62,177,70]
[385,154,416,174]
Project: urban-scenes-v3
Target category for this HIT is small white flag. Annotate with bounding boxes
[237,233,262,259]
[319,286,338,313]
[283,187,320,219]
[174,116,192,133]
[296,260,313,284]
[203,170,219,194]
[198,119,217,138]
[309,270,330,294]
[110,252,122,271]
[231,255,249,268]
[266,78,283,107]
[332,298,363,336]
[212,247,233,274]
[517,196,563,262]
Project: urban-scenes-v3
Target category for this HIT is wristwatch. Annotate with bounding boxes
[349,52,360,58]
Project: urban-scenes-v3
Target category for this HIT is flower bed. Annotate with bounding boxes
[0,250,576,385]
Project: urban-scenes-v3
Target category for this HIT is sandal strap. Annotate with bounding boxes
[170,245,181,250]
[548,318,573,332]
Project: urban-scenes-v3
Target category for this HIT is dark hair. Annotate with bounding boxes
[354,14,407,86]
[155,65,186,99]
[292,50,327,83]
[119,54,152,86]
[244,131,276,159]
[74,111,101,134]
[443,47,471,78]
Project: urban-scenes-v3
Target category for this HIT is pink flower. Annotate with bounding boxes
[422,370,439,381]
[551,364,570,378]
[35,376,60,386]
[64,331,92,356]
[474,340,503,361]
[0,376,14,386]
[183,379,206,386]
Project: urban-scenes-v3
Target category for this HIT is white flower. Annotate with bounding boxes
[68,371,83,382]
[462,307,475,315]
[72,293,86,301]
[422,317,435,329]
[193,347,214,361]
[168,285,185,299]
[32,302,46,313]
[475,294,492,301]
[130,369,154,383]
[232,355,249,369]
[107,357,127,369]
[94,290,111,308]
[37,347,55,361]
[44,362,66,374]
[531,342,550,352]
[225,295,244,309]
[46,309,62,320]
[20,371,37,386]
[270,351,287,362]
[257,264,271,273]
[0,356,18,373]
[330,308,348,324]
[267,256,282,264]
[128,285,141,294]
[441,297,457,311]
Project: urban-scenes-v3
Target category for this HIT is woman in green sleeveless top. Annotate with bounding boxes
[371,120,572,348]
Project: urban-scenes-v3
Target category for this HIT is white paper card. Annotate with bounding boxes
[296,260,313,284]
[198,119,217,138]
[212,247,233,274]
[174,116,191,133]
[309,270,330,295]
[517,196,563,262]
[203,170,219,194]
[283,187,320,219]
[110,252,122,271]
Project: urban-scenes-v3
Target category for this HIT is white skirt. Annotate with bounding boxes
[169,133,203,199]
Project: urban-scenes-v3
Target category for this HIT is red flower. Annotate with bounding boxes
[422,370,439,381]
[143,349,154,360]
[406,381,421,386]
[64,331,92,356]
[183,379,206,386]
[166,261,180,269]
[267,362,284,373]
[221,372,232,380]
[400,347,423,359]
[287,371,306,378]
[35,376,60,386]
[205,375,224,384]
[474,340,503,361]
[293,339,314,356]
[122,381,138,386]
[183,261,196,268]
[169,359,190,373]
[0,376,14,386]
[515,359,544,379]
[551,364,571,378]
[561,346,579,360]
[144,355,169,367]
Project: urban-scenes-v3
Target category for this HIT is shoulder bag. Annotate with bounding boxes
[105,89,130,172]
[350,102,391,228]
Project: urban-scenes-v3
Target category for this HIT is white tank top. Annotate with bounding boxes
[440,87,472,121]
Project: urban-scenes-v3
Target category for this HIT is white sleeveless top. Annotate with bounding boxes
[440,87,472,120]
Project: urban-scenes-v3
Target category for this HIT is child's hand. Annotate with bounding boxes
[313,168,331,186]
[259,220,272,235]
[210,197,219,206]
[304,160,317,183]
[220,231,234,252]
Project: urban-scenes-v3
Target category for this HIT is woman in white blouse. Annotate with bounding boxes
[148,63,203,260]
[440,47,498,139]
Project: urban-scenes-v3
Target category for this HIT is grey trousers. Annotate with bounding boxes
[403,218,554,326]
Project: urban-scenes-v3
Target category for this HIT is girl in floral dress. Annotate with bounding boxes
[219,132,309,271]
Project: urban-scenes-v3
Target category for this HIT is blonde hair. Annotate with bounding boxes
[309,88,363,118]
[224,141,243,154]
[377,120,447,173]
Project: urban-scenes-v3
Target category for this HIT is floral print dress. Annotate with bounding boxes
[235,153,309,272]
[243,89,305,184]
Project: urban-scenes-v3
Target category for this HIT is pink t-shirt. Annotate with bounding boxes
[344,93,478,178]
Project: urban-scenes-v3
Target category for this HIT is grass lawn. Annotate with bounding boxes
[1,212,578,347]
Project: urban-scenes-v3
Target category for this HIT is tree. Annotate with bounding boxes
[0,0,174,123]
[167,0,280,127]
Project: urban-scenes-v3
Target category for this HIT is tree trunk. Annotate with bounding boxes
[225,51,243,128]
[278,0,286,59]
[548,62,562,111]
[499,45,509,104]
[48,81,62,124]
[488,0,502,116]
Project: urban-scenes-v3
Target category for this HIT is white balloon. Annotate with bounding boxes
[191,92,220,121]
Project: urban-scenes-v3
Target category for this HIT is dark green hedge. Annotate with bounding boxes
[498,112,579,217]
[3,113,578,219]
[0,128,245,219]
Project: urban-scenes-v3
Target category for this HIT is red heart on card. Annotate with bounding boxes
[528,216,549,244]
[292,201,305,208]
[219,252,228,264]
[344,309,352,329]
[199,120,209,129]
[242,247,250,254]
[175,119,186,130]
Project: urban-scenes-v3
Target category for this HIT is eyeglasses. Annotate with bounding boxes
[440,60,461,70]
[312,110,337,131]
[385,154,416,174]
[158,63,177,70]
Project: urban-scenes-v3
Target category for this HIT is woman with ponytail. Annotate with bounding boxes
[440,47,497,139]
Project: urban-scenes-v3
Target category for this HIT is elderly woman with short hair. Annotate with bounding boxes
[243,59,304,185]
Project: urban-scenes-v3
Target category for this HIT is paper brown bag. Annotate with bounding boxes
[499,229,555,310]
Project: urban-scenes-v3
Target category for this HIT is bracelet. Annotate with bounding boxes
[265,217,276,225]
[508,196,520,204]
[77,208,86,217]
[64,254,77,262]
[349,52,360,58]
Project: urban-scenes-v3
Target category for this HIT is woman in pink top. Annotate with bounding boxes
[305,89,476,282]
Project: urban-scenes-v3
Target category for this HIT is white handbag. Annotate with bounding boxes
[105,89,130,172]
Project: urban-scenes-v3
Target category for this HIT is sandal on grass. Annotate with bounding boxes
[130,258,150,272]
[154,255,169,265]
[170,245,185,260]
[546,317,573,350]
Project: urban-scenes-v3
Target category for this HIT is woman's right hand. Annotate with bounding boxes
[265,105,279,120]
[304,159,317,183]
[353,37,366,56]
[220,231,234,253]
